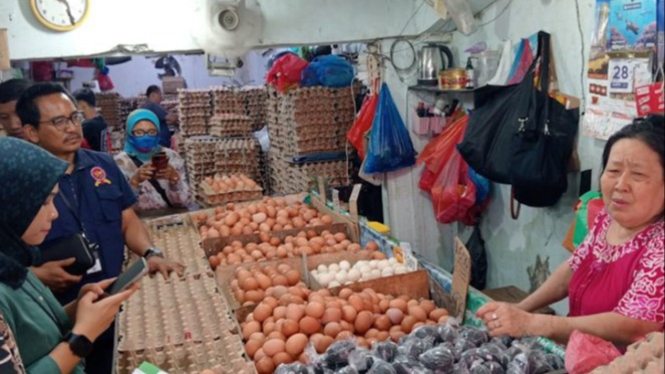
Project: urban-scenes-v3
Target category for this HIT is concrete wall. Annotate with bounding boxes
[66,52,268,97]
[382,0,606,315]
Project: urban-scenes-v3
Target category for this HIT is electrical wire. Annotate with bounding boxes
[399,0,428,36]
[574,0,586,109]
[477,0,513,27]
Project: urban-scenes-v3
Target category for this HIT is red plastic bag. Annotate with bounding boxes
[96,70,115,91]
[431,150,477,224]
[266,54,309,93]
[507,38,534,85]
[347,94,378,160]
[417,112,468,192]
[565,330,621,374]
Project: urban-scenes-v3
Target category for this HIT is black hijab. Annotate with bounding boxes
[0,137,67,289]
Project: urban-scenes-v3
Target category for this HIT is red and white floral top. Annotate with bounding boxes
[568,209,664,325]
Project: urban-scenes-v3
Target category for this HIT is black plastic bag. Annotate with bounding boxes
[419,346,455,371]
[276,363,311,374]
[325,340,357,369]
[367,360,397,374]
[372,342,399,363]
[465,226,488,290]
[349,348,375,372]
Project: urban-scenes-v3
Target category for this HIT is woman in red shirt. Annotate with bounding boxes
[477,115,664,347]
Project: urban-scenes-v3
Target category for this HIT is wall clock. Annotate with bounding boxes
[30,0,90,32]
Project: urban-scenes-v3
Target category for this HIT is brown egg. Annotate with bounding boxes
[286,304,306,322]
[272,351,294,366]
[299,316,321,335]
[254,348,267,362]
[366,241,379,251]
[341,305,358,323]
[269,237,281,247]
[326,300,343,309]
[429,308,449,321]
[321,308,342,325]
[321,215,333,224]
[255,273,272,290]
[249,332,266,343]
[386,308,405,325]
[243,321,261,340]
[339,320,354,334]
[253,304,273,323]
[285,270,301,286]
[272,305,287,320]
[245,290,265,304]
[267,331,286,341]
[336,331,354,341]
[316,335,334,353]
[333,233,347,242]
[373,315,392,331]
[285,333,309,357]
[348,295,364,311]
[255,357,275,374]
[354,311,373,334]
[390,330,405,343]
[305,302,325,319]
[281,319,300,337]
[408,306,428,322]
[245,339,262,358]
[356,337,370,349]
[389,299,408,313]
[438,316,450,324]
[364,328,379,339]
[272,274,289,287]
[338,288,354,300]
[324,322,342,338]
[401,316,417,334]
[407,299,419,308]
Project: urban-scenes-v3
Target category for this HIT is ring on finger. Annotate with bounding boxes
[492,313,498,321]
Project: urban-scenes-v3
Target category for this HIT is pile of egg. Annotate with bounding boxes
[311,259,410,288]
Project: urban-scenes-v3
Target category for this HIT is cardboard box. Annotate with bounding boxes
[162,76,186,94]
[0,29,10,71]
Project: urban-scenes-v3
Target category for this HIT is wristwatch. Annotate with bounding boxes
[143,247,164,259]
[64,332,93,358]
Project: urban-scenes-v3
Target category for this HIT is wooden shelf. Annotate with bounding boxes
[408,85,475,94]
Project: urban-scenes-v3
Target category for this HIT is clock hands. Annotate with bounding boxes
[55,0,76,25]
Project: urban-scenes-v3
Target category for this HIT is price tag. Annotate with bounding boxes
[332,189,340,212]
[317,177,327,203]
[608,58,650,94]
[349,184,362,220]
[399,242,419,271]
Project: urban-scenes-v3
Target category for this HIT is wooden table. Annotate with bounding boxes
[482,286,556,315]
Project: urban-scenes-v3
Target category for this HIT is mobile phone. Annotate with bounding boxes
[151,152,169,173]
[107,258,149,296]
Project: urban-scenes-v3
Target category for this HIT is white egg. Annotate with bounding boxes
[328,264,340,273]
[381,267,394,277]
[359,266,371,274]
[335,271,348,283]
[329,280,341,288]
[347,269,361,282]
[355,261,368,268]
[319,273,334,287]
[377,261,390,270]
[339,261,351,271]
[369,260,379,269]
[370,269,381,279]
[311,270,319,277]
[389,258,398,265]
[394,267,407,275]
[345,281,353,285]
[317,264,328,273]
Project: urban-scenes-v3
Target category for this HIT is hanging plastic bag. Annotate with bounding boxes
[348,94,379,160]
[431,150,477,224]
[364,83,417,174]
[468,167,490,205]
[443,0,478,35]
[266,54,309,92]
[487,39,514,86]
[302,55,355,88]
[417,113,468,192]
[465,226,488,290]
[507,39,534,85]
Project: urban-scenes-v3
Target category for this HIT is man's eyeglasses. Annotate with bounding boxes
[40,111,85,131]
[132,129,159,137]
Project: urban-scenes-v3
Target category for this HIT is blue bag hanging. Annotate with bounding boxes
[364,83,417,173]
[469,167,490,205]
[301,55,354,88]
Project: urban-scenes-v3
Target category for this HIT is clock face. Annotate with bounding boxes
[31,0,89,31]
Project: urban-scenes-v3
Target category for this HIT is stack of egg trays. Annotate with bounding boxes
[214,138,262,182]
[95,92,122,129]
[178,89,212,136]
[211,86,244,116]
[184,136,222,198]
[267,152,351,195]
[116,274,253,374]
[119,97,143,128]
[208,114,253,138]
[237,86,268,131]
[143,216,210,276]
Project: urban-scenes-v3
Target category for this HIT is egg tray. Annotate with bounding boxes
[143,221,211,277]
[115,340,256,374]
[267,154,350,195]
[591,332,664,373]
[178,89,213,137]
[199,182,264,206]
[208,114,253,138]
[117,273,239,352]
[95,92,123,129]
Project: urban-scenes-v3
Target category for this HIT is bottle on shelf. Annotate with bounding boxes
[465,57,475,89]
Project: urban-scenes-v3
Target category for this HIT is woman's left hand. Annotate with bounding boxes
[155,165,180,184]
[476,302,536,338]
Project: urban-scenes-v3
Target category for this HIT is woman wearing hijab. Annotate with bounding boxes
[114,109,194,212]
[0,137,138,373]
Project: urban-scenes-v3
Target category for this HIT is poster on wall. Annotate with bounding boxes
[583,0,658,141]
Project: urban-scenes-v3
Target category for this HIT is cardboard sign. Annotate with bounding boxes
[635,82,665,116]
[0,29,9,71]
[317,177,327,203]
[349,184,362,220]
[332,189,340,213]
[452,237,471,321]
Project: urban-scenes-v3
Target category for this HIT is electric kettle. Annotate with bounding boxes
[418,43,454,86]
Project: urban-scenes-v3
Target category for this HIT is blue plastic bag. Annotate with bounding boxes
[301,55,354,87]
[469,167,490,205]
[364,83,417,173]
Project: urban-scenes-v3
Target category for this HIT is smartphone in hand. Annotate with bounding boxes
[107,258,149,296]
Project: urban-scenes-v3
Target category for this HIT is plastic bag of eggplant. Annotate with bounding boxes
[274,322,564,374]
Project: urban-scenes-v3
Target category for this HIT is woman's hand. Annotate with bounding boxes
[477,302,536,338]
[147,256,186,280]
[76,278,116,301]
[155,165,180,184]
[72,284,139,342]
[131,163,155,188]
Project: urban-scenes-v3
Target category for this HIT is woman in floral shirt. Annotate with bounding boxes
[114,109,195,212]
[476,115,664,347]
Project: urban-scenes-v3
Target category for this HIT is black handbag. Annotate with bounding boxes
[458,31,579,207]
